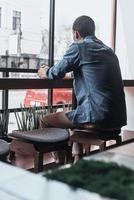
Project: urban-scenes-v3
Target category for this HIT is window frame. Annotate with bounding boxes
[12,10,21,30]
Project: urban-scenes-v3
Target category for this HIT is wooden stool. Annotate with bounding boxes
[9,128,70,172]
[70,128,122,162]
[0,139,9,162]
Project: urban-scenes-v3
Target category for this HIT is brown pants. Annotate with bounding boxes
[41,111,76,129]
[41,111,96,129]
[40,111,95,156]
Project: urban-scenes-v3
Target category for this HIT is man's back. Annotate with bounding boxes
[69,36,127,128]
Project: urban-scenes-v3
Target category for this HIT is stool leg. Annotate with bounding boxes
[0,155,7,162]
[34,151,43,173]
[116,136,122,146]
[56,150,66,164]
[9,151,16,161]
[99,141,106,151]
[72,142,83,163]
[65,146,73,164]
[84,145,91,155]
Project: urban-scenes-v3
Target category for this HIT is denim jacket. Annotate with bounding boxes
[46,36,127,128]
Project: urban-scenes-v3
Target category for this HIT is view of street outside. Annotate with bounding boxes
[0,0,133,133]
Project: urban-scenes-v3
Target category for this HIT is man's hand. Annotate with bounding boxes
[38,65,49,79]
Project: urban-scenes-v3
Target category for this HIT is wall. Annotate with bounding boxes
[124,87,134,131]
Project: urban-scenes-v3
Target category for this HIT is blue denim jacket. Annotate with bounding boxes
[46,36,127,128]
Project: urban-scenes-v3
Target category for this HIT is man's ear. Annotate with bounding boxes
[76,31,81,39]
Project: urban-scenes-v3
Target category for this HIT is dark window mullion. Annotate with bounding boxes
[48,0,55,112]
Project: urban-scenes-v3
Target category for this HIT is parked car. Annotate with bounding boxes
[24,89,72,107]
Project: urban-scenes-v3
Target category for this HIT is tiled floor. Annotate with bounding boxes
[8,129,134,172]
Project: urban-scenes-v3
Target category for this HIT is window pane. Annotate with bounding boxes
[54,0,112,105]
[12,10,21,30]
[0,0,49,66]
[8,89,48,132]
[8,89,48,109]
[55,0,112,60]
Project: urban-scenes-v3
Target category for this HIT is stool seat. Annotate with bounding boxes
[70,132,105,146]
[0,139,9,161]
[9,128,69,143]
[70,128,122,162]
[72,128,121,136]
[9,128,70,172]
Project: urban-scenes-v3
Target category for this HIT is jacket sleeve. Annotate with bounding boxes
[46,43,80,79]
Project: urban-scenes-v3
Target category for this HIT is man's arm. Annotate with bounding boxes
[38,43,80,80]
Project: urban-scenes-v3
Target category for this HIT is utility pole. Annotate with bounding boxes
[17,23,22,57]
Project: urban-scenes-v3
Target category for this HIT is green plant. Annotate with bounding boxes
[14,105,47,131]
[14,103,71,132]
[44,160,134,200]
[0,110,9,137]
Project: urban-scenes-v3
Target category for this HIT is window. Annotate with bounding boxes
[0,7,1,28]
[12,10,21,30]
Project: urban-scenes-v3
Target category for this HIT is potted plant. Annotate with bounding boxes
[14,105,46,131]
[9,103,71,160]
[0,110,10,142]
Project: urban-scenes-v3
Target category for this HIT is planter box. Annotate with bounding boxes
[9,130,36,156]
[10,139,36,156]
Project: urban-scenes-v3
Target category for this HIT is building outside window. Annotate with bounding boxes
[12,10,21,30]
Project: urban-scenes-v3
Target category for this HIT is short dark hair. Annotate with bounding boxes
[72,15,95,38]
